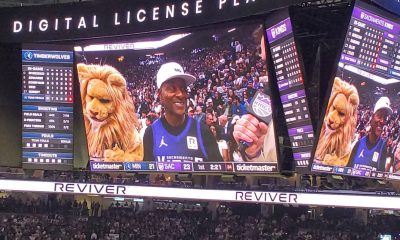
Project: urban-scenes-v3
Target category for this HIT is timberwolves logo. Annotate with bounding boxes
[23,51,33,61]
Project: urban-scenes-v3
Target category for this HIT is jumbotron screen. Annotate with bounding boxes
[76,21,280,173]
[312,1,400,180]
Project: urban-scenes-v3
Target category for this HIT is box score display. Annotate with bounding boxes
[22,49,74,166]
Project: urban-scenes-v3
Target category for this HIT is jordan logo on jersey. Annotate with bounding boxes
[358,149,364,158]
[159,136,168,148]
[187,136,198,150]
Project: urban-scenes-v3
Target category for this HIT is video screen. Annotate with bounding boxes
[22,44,74,170]
[265,11,315,168]
[76,21,280,173]
[312,1,400,180]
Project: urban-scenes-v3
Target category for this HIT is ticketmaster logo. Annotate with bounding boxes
[235,164,276,172]
[91,162,124,170]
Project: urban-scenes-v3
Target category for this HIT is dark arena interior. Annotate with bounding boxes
[1,0,400,239]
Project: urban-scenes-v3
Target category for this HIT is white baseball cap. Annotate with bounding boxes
[374,96,392,115]
[156,62,196,89]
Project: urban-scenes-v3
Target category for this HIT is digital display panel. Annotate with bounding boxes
[312,1,400,180]
[22,44,74,169]
[265,14,315,168]
[76,21,280,173]
[372,0,400,17]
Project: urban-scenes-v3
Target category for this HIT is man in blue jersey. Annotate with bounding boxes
[347,97,393,172]
[143,62,222,162]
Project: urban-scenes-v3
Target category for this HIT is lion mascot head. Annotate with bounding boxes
[315,77,359,166]
[77,63,143,161]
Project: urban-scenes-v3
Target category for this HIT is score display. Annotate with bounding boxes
[339,6,400,84]
[22,46,74,169]
[312,1,400,180]
[265,16,315,168]
[90,161,278,173]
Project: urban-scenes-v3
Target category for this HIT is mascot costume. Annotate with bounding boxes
[315,77,359,166]
[77,63,143,162]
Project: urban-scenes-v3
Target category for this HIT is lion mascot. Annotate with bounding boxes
[77,63,143,162]
[315,77,359,166]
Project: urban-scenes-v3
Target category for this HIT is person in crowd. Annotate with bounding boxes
[210,125,229,161]
[143,62,222,162]
[216,114,232,142]
[193,105,206,123]
[347,97,392,172]
[205,113,215,128]
[188,106,195,117]
[140,113,158,139]
[392,141,400,173]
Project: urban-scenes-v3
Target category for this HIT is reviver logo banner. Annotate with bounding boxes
[1,179,400,209]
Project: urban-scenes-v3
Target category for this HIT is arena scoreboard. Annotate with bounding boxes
[265,15,315,168]
[22,44,74,170]
[338,4,400,84]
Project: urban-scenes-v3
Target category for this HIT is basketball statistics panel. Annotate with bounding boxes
[339,6,400,83]
[76,20,280,173]
[312,1,400,180]
[265,15,315,168]
[22,45,74,169]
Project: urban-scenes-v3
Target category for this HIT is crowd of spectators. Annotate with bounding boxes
[1,195,399,240]
[0,195,97,217]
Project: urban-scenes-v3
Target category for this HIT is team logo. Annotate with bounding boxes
[23,51,33,61]
[252,92,272,118]
[187,136,198,150]
[159,136,168,148]
[271,23,287,39]
[157,162,164,171]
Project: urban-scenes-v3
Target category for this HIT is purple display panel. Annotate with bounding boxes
[266,16,315,168]
[157,162,193,172]
[338,5,400,83]
[266,18,293,44]
[352,7,400,33]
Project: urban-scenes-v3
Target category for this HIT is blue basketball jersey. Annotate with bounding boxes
[152,117,208,162]
[352,136,385,171]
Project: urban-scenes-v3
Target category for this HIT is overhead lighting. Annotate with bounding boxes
[227,28,236,33]
[77,33,191,52]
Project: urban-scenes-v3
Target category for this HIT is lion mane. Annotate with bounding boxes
[77,63,143,161]
[315,77,359,166]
